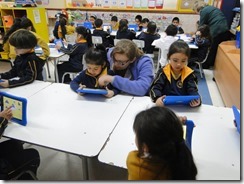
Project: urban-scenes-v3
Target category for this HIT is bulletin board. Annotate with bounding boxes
[36,0,66,8]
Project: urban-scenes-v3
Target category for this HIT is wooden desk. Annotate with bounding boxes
[98,96,240,180]
[3,83,133,179]
[214,40,240,109]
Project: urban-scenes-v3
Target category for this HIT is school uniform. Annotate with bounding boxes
[93,28,113,47]
[177,26,184,34]
[0,51,44,88]
[136,32,160,54]
[70,66,119,95]
[149,64,201,103]
[116,29,136,40]
[126,150,171,180]
[57,41,88,83]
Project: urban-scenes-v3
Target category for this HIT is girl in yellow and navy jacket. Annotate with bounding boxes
[0,30,44,88]
[70,44,118,98]
[149,40,201,107]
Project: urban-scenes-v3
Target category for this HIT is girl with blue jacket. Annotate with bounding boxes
[98,39,154,96]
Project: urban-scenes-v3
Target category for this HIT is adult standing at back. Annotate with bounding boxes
[98,39,154,96]
[193,2,230,69]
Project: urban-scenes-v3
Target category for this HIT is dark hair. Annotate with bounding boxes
[59,17,67,39]
[133,106,197,180]
[198,24,212,41]
[9,29,37,49]
[135,15,142,22]
[167,40,191,59]
[165,24,178,36]
[142,18,149,24]
[94,18,103,28]
[118,19,128,32]
[90,14,97,20]
[3,18,22,44]
[20,18,36,32]
[75,26,92,48]
[172,17,180,23]
[147,21,157,34]
[85,44,107,66]
[111,16,118,22]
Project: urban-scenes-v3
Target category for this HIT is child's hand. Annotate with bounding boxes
[0,79,9,88]
[178,116,187,125]
[0,106,13,120]
[189,98,201,107]
[195,31,201,36]
[155,95,166,107]
[55,44,62,50]
[77,84,86,96]
[62,40,68,46]
[104,87,114,98]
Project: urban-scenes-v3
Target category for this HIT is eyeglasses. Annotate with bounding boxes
[113,58,130,66]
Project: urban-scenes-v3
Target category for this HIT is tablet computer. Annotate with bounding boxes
[76,88,108,95]
[163,95,200,105]
[0,91,27,126]
[232,105,240,133]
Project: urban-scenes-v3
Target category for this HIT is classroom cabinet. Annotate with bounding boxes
[0,7,49,44]
[214,40,240,109]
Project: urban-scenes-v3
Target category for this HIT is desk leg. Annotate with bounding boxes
[46,59,51,78]
[53,59,59,83]
[80,156,89,180]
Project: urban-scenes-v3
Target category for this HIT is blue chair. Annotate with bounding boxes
[184,120,195,150]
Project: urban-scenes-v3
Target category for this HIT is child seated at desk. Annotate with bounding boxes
[172,17,184,34]
[56,26,92,83]
[111,16,119,31]
[136,21,160,54]
[0,29,45,88]
[116,19,136,40]
[93,18,113,48]
[188,24,212,68]
[127,106,197,180]
[70,44,118,98]
[149,40,201,107]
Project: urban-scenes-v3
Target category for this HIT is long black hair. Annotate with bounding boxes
[133,106,197,179]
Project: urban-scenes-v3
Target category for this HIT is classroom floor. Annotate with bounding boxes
[0,59,225,180]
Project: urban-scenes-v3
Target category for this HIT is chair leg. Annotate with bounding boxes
[199,63,203,78]
[62,73,69,83]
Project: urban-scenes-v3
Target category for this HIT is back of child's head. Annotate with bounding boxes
[85,44,107,66]
[94,18,103,28]
[111,16,118,22]
[198,24,211,38]
[142,18,149,24]
[118,19,128,31]
[111,39,143,61]
[76,26,92,47]
[167,40,190,59]
[165,24,177,36]
[147,21,157,34]
[9,29,37,49]
[20,18,36,32]
[133,106,197,179]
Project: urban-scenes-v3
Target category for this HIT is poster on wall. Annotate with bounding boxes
[178,0,211,11]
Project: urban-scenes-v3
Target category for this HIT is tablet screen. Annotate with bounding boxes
[2,96,23,121]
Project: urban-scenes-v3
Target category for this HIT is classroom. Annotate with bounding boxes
[0,0,240,181]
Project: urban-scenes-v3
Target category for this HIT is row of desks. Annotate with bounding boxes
[1,81,240,180]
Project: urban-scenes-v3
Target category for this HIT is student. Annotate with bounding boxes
[53,13,68,40]
[116,19,136,40]
[111,15,119,31]
[0,108,40,180]
[172,17,184,34]
[193,2,230,69]
[188,24,212,67]
[98,39,154,96]
[89,14,97,29]
[149,40,201,107]
[136,21,160,54]
[57,16,75,39]
[70,44,118,98]
[141,18,150,30]
[2,18,50,62]
[56,26,92,83]
[93,18,113,48]
[0,29,45,88]
[135,15,143,31]
[127,106,198,180]
[153,24,178,67]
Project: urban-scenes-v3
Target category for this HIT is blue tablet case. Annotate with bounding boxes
[76,88,108,95]
[232,105,240,133]
[163,95,200,105]
[83,22,93,29]
[128,24,138,31]
[0,91,27,126]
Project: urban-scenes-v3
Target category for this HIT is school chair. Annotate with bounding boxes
[61,72,79,83]
[192,49,210,79]
[132,39,145,50]
[92,36,103,48]
[184,120,195,150]
[113,39,121,46]
[0,52,13,69]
